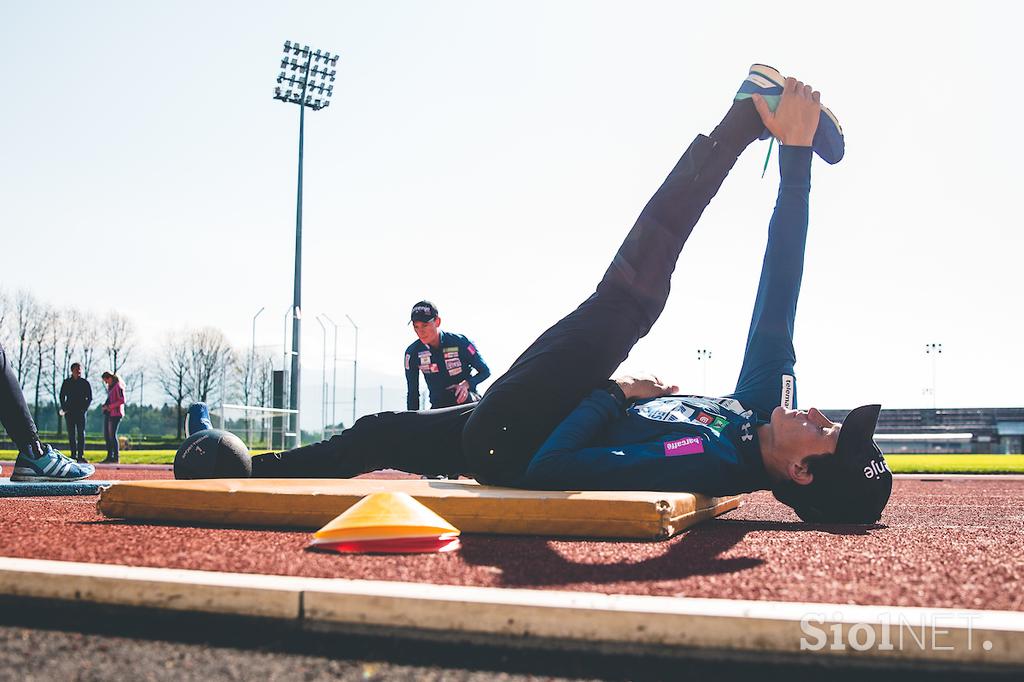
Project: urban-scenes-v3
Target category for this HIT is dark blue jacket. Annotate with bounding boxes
[59,376,93,415]
[523,146,813,495]
[405,331,491,410]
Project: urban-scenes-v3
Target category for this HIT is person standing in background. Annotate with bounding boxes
[100,371,125,464]
[59,362,92,463]
[404,301,491,410]
[1,343,94,482]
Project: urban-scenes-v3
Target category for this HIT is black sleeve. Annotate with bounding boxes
[60,379,70,410]
[405,349,420,410]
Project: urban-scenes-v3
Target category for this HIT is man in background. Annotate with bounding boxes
[2,344,94,482]
[59,362,92,463]
[404,301,491,410]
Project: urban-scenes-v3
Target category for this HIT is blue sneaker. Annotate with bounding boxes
[735,63,786,114]
[185,402,213,437]
[736,63,845,165]
[11,444,95,482]
[814,105,844,165]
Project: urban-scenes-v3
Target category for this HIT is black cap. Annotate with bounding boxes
[410,300,439,323]
[773,404,892,524]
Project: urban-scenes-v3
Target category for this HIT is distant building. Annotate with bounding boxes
[823,407,1024,454]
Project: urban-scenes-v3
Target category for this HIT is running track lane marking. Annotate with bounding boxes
[0,557,1021,668]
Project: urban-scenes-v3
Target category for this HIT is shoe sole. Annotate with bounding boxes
[821,105,843,134]
[748,64,785,89]
[10,473,95,483]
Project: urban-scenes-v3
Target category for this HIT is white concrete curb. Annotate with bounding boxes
[0,557,1020,668]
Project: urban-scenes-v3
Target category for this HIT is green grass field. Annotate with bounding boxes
[0,450,270,465]
[2,451,1023,473]
[884,454,1024,474]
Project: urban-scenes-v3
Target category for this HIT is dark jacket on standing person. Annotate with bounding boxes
[59,377,93,414]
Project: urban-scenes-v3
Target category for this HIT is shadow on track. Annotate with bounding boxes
[459,516,885,588]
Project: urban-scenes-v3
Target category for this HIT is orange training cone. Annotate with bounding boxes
[309,491,460,554]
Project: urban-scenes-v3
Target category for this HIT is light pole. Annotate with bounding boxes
[321,315,339,434]
[316,315,328,440]
[138,370,144,437]
[251,307,265,372]
[345,314,358,425]
[273,40,338,449]
[925,342,942,409]
[248,307,264,445]
[697,348,712,394]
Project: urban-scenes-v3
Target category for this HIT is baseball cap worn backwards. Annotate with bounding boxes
[774,404,892,524]
[410,301,439,323]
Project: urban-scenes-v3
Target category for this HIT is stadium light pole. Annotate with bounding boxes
[248,307,265,445]
[697,348,712,394]
[273,40,339,448]
[316,315,328,440]
[321,315,339,434]
[345,314,358,426]
[925,342,942,409]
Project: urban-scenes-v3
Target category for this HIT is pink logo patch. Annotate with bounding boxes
[664,436,704,457]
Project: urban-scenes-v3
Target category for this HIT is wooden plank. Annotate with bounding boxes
[97,478,741,539]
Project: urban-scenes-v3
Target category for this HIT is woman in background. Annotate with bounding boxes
[101,371,125,464]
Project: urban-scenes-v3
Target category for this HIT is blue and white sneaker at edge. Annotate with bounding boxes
[185,402,213,437]
[736,63,845,165]
[11,444,95,482]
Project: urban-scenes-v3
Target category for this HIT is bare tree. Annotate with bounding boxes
[185,328,236,404]
[11,290,39,387]
[0,289,9,348]
[255,356,274,409]
[45,308,84,436]
[104,312,136,375]
[157,333,190,440]
[31,307,55,425]
[239,348,271,409]
[43,310,74,436]
[77,312,101,400]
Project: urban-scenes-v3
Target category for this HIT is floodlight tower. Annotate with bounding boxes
[273,40,338,445]
[697,348,712,394]
[925,342,942,409]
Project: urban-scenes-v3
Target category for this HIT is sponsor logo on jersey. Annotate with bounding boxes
[421,363,439,374]
[781,374,795,410]
[685,396,751,419]
[405,353,410,370]
[635,397,695,424]
[664,436,704,457]
[418,350,432,366]
[443,347,458,356]
[696,411,714,426]
[711,416,729,431]
[468,344,476,355]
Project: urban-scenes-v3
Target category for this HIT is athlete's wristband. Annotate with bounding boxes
[604,380,629,407]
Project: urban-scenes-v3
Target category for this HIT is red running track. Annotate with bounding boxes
[0,470,1021,611]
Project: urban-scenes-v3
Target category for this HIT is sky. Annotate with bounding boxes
[2,1,1022,432]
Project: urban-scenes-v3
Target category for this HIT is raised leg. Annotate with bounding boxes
[462,101,765,485]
